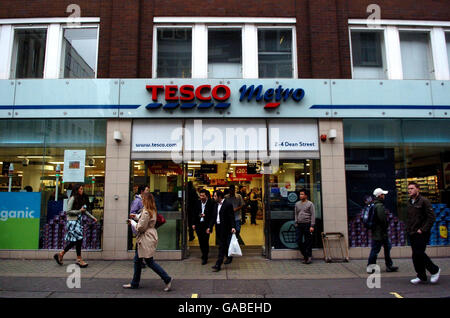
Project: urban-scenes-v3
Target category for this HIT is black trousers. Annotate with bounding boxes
[215,226,232,268]
[409,232,439,281]
[250,201,258,224]
[296,223,313,258]
[195,225,210,261]
[64,240,82,257]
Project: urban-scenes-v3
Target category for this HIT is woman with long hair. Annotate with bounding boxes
[53,184,97,268]
[123,192,173,291]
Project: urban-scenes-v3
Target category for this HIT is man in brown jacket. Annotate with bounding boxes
[407,182,440,285]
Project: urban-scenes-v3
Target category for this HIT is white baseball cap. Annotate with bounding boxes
[373,188,388,197]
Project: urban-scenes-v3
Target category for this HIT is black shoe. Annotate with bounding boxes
[386,266,398,272]
[211,265,221,272]
[304,257,312,264]
[202,259,208,265]
[224,258,232,265]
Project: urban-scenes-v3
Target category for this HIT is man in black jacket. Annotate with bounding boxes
[192,189,214,265]
[407,182,440,285]
[207,190,236,272]
[367,188,398,273]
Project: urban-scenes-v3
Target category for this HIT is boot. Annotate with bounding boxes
[76,256,88,268]
[53,251,64,265]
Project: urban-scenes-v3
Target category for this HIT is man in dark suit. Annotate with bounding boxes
[192,189,214,265]
[207,190,236,272]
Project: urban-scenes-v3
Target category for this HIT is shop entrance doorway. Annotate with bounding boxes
[187,161,266,258]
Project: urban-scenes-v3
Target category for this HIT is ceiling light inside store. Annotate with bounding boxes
[188,161,201,164]
[18,156,53,159]
[49,162,65,165]
[230,163,247,166]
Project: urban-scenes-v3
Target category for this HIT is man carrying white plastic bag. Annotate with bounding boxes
[228,233,242,257]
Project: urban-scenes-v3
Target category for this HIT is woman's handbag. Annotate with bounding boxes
[156,213,166,229]
[228,234,242,257]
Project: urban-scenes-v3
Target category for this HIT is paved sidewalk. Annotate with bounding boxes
[0,256,448,298]
[1,256,449,280]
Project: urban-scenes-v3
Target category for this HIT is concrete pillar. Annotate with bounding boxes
[319,119,349,259]
[103,119,132,259]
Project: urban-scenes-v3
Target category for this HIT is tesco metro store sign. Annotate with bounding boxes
[145,84,305,110]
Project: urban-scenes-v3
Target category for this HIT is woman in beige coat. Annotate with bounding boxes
[123,192,172,291]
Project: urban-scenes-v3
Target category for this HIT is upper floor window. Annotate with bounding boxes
[157,28,192,78]
[350,30,386,79]
[12,28,47,79]
[208,28,242,78]
[349,20,450,80]
[258,29,293,78]
[153,18,297,79]
[0,18,99,79]
[399,31,434,80]
[61,28,98,78]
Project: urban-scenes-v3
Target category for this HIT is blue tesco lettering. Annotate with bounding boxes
[0,208,35,221]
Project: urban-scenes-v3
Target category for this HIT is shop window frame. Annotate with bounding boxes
[348,20,450,80]
[0,18,100,80]
[152,18,297,79]
[59,24,100,79]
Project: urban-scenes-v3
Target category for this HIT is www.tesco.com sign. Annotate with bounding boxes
[145,84,305,110]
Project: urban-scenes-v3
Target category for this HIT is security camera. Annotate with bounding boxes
[88,158,95,167]
[22,158,29,166]
[113,130,122,143]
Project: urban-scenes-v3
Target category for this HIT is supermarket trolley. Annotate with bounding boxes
[321,232,349,263]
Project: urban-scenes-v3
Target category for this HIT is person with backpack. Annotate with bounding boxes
[366,188,399,274]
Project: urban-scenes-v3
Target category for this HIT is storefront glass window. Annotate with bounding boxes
[344,119,450,248]
[157,28,192,78]
[0,119,106,250]
[268,160,323,250]
[208,29,242,78]
[129,160,183,251]
[258,29,293,78]
[12,29,47,79]
[351,30,387,79]
[60,28,98,78]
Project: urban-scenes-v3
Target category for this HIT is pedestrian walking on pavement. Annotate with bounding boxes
[249,188,259,225]
[294,189,315,264]
[53,184,97,268]
[192,189,214,265]
[407,182,441,285]
[207,190,236,272]
[123,192,172,291]
[366,188,399,274]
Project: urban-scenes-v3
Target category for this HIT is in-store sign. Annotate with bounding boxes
[239,85,305,109]
[145,85,231,110]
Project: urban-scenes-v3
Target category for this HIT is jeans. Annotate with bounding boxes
[131,249,171,288]
[409,232,439,281]
[296,223,313,258]
[368,238,393,267]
